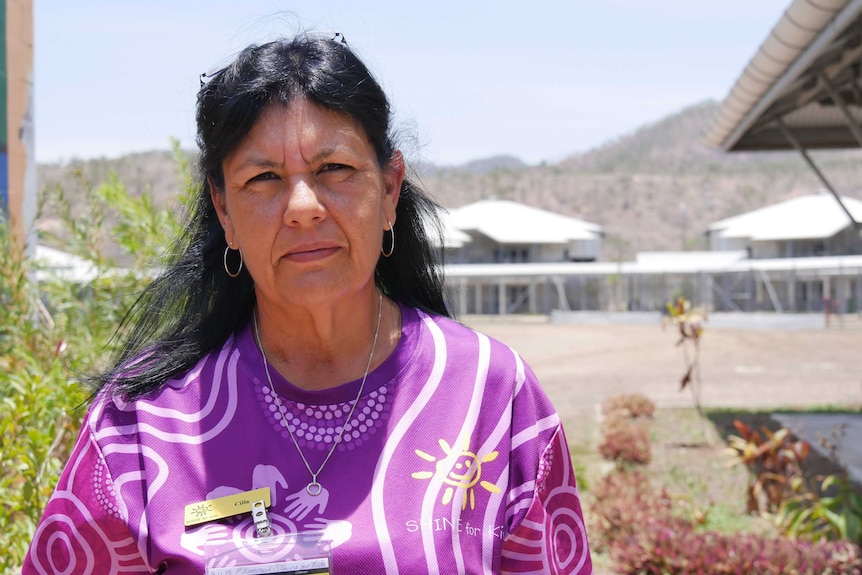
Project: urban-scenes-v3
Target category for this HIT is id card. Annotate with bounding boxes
[205,530,332,575]
[207,557,328,575]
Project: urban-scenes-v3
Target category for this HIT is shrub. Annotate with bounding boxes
[598,417,651,465]
[602,393,656,419]
[0,226,90,570]
[588,468,685,553]
[0,141,192,573]
[610,521,862,575]
[590,469,862,574]
[778,473,862,546]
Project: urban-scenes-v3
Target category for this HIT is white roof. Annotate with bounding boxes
[447,199,602,244]
[708,193,862,241]
[436,210,473,248]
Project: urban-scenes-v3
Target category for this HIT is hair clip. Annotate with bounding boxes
[333,32,348,45]
[199,65,227,88]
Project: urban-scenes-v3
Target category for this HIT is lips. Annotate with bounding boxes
[283,242,340,263]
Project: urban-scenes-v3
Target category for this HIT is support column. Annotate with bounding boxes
[819,72,862,147]
[579,276,585,311]
[552,276,569,311]
[776,118,859,229]
[754,270,764,311]
[838,276,850,314]
[528,279,537,314]
[857,271,862,315]
[789,267,797,312]
[759,269,783,313]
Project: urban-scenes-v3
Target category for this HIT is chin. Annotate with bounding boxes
[280,280,368,308]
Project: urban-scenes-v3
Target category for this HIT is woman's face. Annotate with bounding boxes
[212,99,403,310]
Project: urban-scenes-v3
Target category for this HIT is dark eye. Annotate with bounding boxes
[319,163,352,174]
[249,172,278,183]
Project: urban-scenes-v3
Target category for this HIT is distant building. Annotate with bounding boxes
[433,209,473,251]
[443,199,603,264]
[706,192,862,258]
[700,0,862,319]
[437,199,605,314]
[438,194,862,315]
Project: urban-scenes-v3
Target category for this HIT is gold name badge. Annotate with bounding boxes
[184,487,272,527]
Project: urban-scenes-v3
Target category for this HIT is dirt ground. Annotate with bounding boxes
[463,314,862,573]
[461,316,862,575]
[462,314,862,441]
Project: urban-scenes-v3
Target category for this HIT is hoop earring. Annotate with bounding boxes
[224,244,243,278]
[381,220,395,258]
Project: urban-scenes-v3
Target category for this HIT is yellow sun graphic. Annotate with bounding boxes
[411,438,502,510]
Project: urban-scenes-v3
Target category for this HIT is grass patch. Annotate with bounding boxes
[702,501,772,534]
[648,407,774,535]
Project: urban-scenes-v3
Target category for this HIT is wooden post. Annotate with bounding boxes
[3,0,35,253]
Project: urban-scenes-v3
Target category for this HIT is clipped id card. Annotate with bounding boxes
[204,529,332,575]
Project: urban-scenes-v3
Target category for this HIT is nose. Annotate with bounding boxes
[283,178,326,226]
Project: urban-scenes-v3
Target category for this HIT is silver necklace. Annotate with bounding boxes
[252,292,383,496]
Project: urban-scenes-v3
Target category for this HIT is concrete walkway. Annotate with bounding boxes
[773,413,862,485]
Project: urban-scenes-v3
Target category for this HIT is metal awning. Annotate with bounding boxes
[706,0,862,151]
[705,0,862,229]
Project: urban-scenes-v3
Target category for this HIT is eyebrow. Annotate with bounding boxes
[309,144,361,165]
[232,156,282,171]
[232,141,363,172]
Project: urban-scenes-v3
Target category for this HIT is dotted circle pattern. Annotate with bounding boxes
[92,459,123,520]
[256,384,392,451]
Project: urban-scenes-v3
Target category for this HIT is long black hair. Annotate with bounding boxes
[92,34,451,400]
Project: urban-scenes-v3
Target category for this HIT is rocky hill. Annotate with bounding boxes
[37,101,862,261]
[423,101,862,259]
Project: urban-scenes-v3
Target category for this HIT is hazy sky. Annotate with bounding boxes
[35,1,790,166]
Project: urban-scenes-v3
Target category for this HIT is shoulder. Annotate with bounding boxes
[88,332,242,436]
[410,309,561,421]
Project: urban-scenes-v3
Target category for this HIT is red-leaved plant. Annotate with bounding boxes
[598,418,651,466]
[601,393,656,419]
[589,468,862,574]
[725,419,810,514]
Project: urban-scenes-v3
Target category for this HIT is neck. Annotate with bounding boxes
[254,290,399,391]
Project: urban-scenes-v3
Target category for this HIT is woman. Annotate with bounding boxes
[24,34,592,574]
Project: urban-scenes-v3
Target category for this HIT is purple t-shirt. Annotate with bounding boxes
[24,305,592,574]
